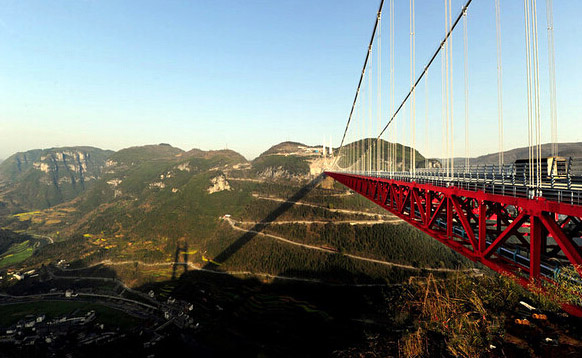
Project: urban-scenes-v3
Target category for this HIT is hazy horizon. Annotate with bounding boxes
[3,138,582,164]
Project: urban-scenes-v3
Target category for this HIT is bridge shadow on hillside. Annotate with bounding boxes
[136,266,401,358]
[203,174,326,270]
[172,239,189,280]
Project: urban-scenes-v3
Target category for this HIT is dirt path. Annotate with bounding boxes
[236,219,403,225]
[224,218,471,273]
[252,194,395,219]
[27,233,54,244]
[83,260,395,287]
[228,178,265,183]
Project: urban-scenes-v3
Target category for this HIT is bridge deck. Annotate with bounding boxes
[338,165,582,206]
[326,170,582,300]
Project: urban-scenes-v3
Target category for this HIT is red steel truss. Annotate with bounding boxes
[325,172,582,287]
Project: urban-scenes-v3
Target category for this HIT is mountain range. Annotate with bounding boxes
[0,140,468,283]
[0,143,308,214]
[454,142,582,166]
[2,140,582,214]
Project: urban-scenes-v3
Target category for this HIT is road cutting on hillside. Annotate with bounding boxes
[223,217,476,273]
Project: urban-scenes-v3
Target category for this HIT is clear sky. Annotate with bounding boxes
[0,0,580,160]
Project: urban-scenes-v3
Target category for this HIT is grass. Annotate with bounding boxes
[0,301,142,328]
[13,211,42,218]
[12,211,42,222]
[0,240,34,268]
[400,275,502,357]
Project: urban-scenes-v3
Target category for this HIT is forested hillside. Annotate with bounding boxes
[336,138,428,170]
[0,141,479,286]
[2,141,582,357]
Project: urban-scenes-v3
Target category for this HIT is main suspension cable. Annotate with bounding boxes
[338,0,385,150]
[377,0,473,141]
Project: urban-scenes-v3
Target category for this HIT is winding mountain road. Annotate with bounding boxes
[73,260,396,287]
[224,218,473,273]
[252,194,398,219]
[236,219,403,225]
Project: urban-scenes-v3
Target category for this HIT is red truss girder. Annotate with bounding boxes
[325,172,582,283]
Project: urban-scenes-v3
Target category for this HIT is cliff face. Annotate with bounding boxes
[0,147,114,210]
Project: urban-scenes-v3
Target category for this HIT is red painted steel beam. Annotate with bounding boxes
[327,172,582,218]
[539,213,582,277]
[447,198,453,238]
[328,173,582,281]
[451,196,478,252]
[478,201,487,255]
[413,188,427,224]
[325,172,582,283]
[483,212,528,258]
[325,171,582,315]
[425,190,432,224]
[530,216,542,281]
[428,197,446,230]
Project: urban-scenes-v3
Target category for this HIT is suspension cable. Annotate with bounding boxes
[377,0,473,141]
[524,0,542,190]
[532,0,542,189]
[495,0,504,168]
[390,0,395,174]
[402,105,406,172]
[448,0,454,178]
[410,0,416,175]
[443,0,451,178]
[546,0,557,157]
[360,91,364,172]
[442,48,447,175]
[368,42,373,172]
[424,71,428,170]
[463,9,469,169]
[377,12,382,172]
[338,0,385,150]
[525,0,533,187]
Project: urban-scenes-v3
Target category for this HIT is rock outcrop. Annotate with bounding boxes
[207,175,232,194]
[0,147,113,209]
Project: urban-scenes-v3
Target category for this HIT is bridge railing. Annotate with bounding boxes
[336,157,582,206]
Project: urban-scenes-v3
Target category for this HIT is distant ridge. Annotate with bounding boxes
[0,146,114,209]
[453,142,582,166]
[258,141,310,157]
[108,144,184,164]
[180,148,248,163]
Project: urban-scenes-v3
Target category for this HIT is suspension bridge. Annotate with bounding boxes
[324,0,582,300]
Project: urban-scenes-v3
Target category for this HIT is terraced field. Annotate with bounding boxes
[0,240,36,268]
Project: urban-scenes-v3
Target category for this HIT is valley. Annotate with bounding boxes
[0,141,581,356]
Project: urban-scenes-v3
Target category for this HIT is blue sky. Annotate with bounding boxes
[0,0,580,160]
